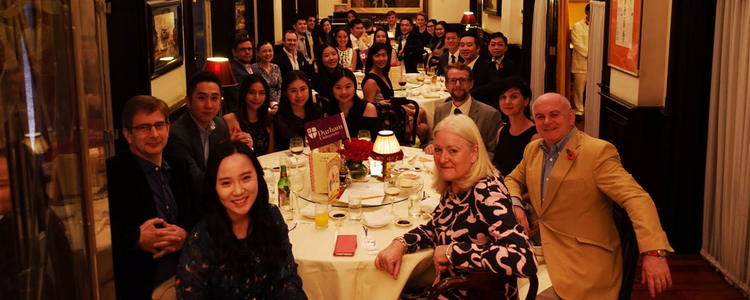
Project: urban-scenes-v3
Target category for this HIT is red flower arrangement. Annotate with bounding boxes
[337,138,373,162]
[566,149,576,160]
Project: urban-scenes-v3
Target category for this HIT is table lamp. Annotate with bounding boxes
[460,12,476,31]
[203,57,238,113]
[371,130,403,178]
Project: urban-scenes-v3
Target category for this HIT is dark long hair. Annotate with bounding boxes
[333,28,352,49]
[203,141,284,275]
[316,18,333,45]
[235,74,272,127]
[365,42,392,74]
[277,70,323,122]
[315,42,338,72]
[328,68,364,116]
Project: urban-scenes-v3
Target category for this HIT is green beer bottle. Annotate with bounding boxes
[278,165,291,210]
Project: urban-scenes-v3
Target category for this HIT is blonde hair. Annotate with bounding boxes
[431,114,496,194]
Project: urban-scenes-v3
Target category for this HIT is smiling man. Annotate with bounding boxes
[424,63,501,160]
[487,32,519,79]
[504,93,674,300]
[273,30,313,77]
[436,26,464,75]
[107,95,200,300]
[225,36,258,112]
[457,31,501,108]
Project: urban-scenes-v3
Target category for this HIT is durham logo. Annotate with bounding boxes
[304,113,350,150]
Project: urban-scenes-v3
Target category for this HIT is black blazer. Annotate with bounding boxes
[272,45,314,78]
[436,51,464,75]
[397,32,424,73]
[225,59,261,113]
[469,57,502,108]
[107,151,199,300]
[496,57,520,79]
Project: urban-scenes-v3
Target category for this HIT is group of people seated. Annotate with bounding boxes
[107,9,675,300]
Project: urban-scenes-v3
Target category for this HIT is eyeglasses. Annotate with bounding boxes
[129,122,169,134]
[446,78,471,85]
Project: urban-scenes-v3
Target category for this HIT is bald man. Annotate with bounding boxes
[504,93,673,300]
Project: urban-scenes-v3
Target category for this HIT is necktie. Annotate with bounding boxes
[307,32,315,61]
[451,54,456,64]
[454,108,462,115]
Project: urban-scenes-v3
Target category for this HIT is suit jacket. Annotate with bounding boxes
[436,51,464,76]
[107,151,199,300]
[433,97,502,160]
[504,130,673,300]
[225,59,261,113]
[164,112,230,193]
[469,57,502,108]
[272,45,313,78]
[397,32,424,73]
[494,57,520,79]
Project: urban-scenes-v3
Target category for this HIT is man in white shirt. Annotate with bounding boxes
[386,10,398,37]
[349,18,368,51]
[272,30,312,77]
[436,26,463,75]
[293,16,314,64]
[488,32,519,79]
[570,4,590,119]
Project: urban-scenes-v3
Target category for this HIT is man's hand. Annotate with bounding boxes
[375,240,405,280]
[138,218,165,254]
[641,255,672,297]
[433,244,451,273]
[512,205,529,235]
[152,222,188,259]
[424,144,434,155]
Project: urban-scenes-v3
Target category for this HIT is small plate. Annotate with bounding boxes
[394,218,412,227]
[329,210,348,220]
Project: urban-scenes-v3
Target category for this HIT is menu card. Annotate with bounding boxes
[309,152,341,201]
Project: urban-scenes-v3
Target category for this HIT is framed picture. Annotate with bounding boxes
[235,1,247,38]
[608,0,642,76]
[483,0,501,16]
[333,3,349,13]
[148,0,183,79]
[349,0,423,14]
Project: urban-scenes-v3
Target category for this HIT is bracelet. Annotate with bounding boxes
[445,241,456,266]
[393,236,408,254]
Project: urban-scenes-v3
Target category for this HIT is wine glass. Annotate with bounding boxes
[416,63,425,74]
[290,171,305,214]
[290,137,304,162]
[357,130,371,142]
[398,65,407,91]
[383,174,400,216]
[264,168,277,206]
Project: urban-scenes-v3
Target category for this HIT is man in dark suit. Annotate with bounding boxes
[226,36,259,112]
[459,31,502,108]
[424,63,502,160]
[273,30,314,77]
[107,95,200,300]
[396,18,424,73]
[164,71,252,191]
[436,26,464,75]
[488,32,520,79]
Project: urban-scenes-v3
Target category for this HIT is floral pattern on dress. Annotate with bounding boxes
[176,205,307,300]
[400,173,537,300]
[251,62,282,104]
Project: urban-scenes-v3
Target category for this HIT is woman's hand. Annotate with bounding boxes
[433,244,452,273]
[375,240,406,280]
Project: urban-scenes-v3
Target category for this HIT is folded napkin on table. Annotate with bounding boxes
[421,196,440,214]
[362,210,392,227]
[299,203,315,219]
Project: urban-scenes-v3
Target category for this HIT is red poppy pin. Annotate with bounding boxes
[566,149,576,160]
[498,63,504,69]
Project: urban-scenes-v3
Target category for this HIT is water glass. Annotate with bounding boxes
[315,202,329,229]
[384,174,399,216]
[408,194,421,217]
[290,172,304,213]
[348,192,363,221]
[357,130,371,142]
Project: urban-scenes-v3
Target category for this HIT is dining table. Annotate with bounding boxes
[257,147,552,299]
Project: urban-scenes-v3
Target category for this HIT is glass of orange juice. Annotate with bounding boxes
[315,202,329,229]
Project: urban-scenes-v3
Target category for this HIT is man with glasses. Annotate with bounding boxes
[424,63,501,159]
[107,95,200,300]
[226,36,259,112]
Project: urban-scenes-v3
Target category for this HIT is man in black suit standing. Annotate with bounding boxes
[488,32,519,79]
[273,30,314,77]
[164,72,252,190]
[436,26,464,75]
[225,36,258,112]
[397,17,424,73]
[458,31,501,108]
[107,95,200,300]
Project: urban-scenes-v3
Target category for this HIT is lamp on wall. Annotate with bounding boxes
[460,12,477,31]
[371,130,403,178]
[203,57,237,113]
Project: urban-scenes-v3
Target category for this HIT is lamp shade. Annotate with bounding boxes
[371,130,404,162]
[460,12,476,25]
[203,57,237,87]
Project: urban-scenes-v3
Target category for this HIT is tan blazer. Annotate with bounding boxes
[505,130,672,300]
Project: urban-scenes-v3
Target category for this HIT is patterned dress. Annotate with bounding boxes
[338,47,354,70]
[400,173,537,300]
[239,119,270,157]
[176,205,307,300]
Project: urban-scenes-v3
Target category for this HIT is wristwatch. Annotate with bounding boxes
[643,249,669,258]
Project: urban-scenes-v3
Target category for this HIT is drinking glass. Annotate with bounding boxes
[357,130,371,142]
[416,63,425,73]
[398,65,407,91]
[290,137,304,157]
[408,194,422,217]
[263,169,277,205]
[315,202,329,229]
[384,174,400,216]
[359,51,368,72]
[348,192,363,221]
[290,171,304,214]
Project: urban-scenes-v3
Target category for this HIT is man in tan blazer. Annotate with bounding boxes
[504,93,673,300]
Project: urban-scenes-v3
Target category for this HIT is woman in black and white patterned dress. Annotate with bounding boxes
[376,114,538,300]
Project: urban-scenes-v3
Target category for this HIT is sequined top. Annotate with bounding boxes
[176,206,307,300]
[338,47,354,69]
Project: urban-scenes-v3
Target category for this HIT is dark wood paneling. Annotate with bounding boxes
[520,0,534,84]
[210,0,236,58]
[256,0,275,44]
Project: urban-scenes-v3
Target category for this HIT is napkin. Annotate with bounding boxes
[422,92,440,98]
[300,203,316,219]
[421,196,440,214]
[362,210,392,227]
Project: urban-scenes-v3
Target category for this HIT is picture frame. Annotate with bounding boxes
[483,0,501,16]
[147,0,183,79]
[608,0,642,76]
[349,0,423,14]
[333,3,349,13]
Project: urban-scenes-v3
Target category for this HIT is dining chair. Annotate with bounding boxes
[375,97,420,146]
[426,272,539,300]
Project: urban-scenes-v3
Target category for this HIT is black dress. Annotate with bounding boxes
[362,73,394,102]
[239,119,270,157]
[329,98,379,139]
[493,125,538,176]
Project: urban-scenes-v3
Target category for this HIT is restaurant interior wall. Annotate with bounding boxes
[568,1,586,29]
[481,0,523,44]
